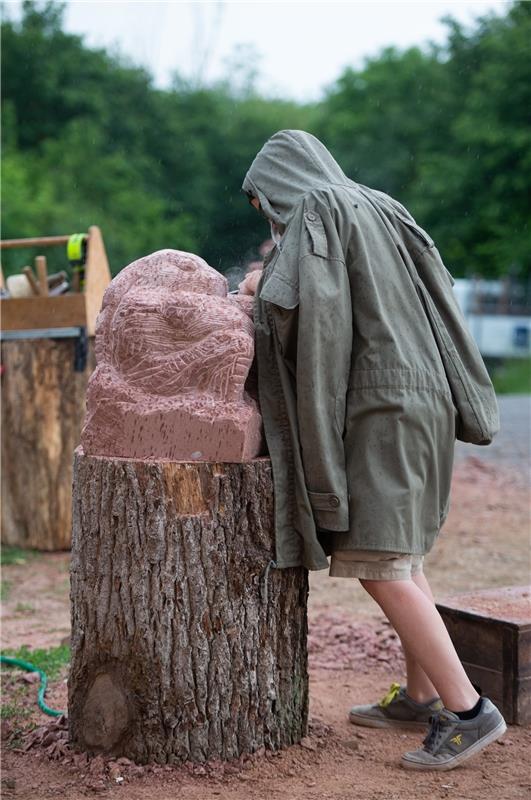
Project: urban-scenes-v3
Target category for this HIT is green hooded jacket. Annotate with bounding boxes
[242,130,499,571]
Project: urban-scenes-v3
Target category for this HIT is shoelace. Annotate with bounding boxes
[423,713,453,753]
[379,682,402,708]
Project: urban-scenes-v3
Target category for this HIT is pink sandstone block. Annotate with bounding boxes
[80,249,263,461]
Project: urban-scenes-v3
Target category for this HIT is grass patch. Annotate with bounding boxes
[0,545,41,566]
[1,644,70,680]
[14,602,35,614]
[0,579,12,602]
[0,702,32,721]
[1,646,69,729]
[0,679,32,725]
[490,358,531,395]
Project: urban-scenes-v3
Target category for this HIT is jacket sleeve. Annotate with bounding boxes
[295,240,352,531]
[260,203,353,531]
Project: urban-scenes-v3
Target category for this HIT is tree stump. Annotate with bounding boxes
[1,337,96,550]
[69,449,309,764]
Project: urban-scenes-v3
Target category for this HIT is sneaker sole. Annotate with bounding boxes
[401,717,507,771]
[349,711,429,730]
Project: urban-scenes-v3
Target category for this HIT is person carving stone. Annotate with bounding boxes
[242,130,505,770]
[81,249,262,461]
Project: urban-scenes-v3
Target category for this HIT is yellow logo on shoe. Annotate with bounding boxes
[450,734,462,745]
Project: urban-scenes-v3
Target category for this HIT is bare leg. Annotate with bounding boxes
[400,572,439,703]
[360,577,479,712]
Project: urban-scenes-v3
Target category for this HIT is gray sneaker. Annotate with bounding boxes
[401,697,507,771]
[349,682,443,729]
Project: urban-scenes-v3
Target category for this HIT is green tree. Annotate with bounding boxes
[415,2,531,278]
[317,2,531,278]
[2,0,529,280]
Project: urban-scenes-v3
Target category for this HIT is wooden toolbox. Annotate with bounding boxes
[0,225,111,336]
[0,226,111,550]
[437,586,531,724]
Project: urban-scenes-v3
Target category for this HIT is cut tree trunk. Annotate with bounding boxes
[1,337,96,550]
[69,449,309,764]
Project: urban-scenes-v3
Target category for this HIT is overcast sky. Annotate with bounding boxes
[4,0,509,100]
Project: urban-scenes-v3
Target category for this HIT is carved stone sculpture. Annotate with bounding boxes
[80,249,263,461]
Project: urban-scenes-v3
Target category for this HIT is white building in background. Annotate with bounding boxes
[453,278,531,359]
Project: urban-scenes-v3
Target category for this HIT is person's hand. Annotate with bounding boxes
[238,269,263,296]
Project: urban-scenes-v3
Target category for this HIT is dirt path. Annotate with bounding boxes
[1,396,530,798]
[2,666,530,800]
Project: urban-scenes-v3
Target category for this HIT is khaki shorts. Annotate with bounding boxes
[329,549,424,580]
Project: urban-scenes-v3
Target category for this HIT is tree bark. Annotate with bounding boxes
[1,337,96,550]
[69,449,309,764]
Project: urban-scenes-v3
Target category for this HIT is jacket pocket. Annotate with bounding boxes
[303,210,328,258]
[335,377,348,436]
[395,211,434,253]
[259,271,299,309]
[307,490,342,511]
[307,490,349,532]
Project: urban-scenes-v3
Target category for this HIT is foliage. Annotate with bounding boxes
[1,1,529,279]
[1,545,40,566]
[317,2,531,279]
[490,358,531,395]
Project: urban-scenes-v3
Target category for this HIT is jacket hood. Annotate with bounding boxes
[242,130,352,228]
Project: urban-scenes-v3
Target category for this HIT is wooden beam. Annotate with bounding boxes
[0,294,86,331]
[0,235,71,250]
[84,225,112,336]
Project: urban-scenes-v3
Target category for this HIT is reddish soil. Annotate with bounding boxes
[1,455,530,800]
[2,669,530,800]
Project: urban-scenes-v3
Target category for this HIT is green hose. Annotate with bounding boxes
[0,655,66,717]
